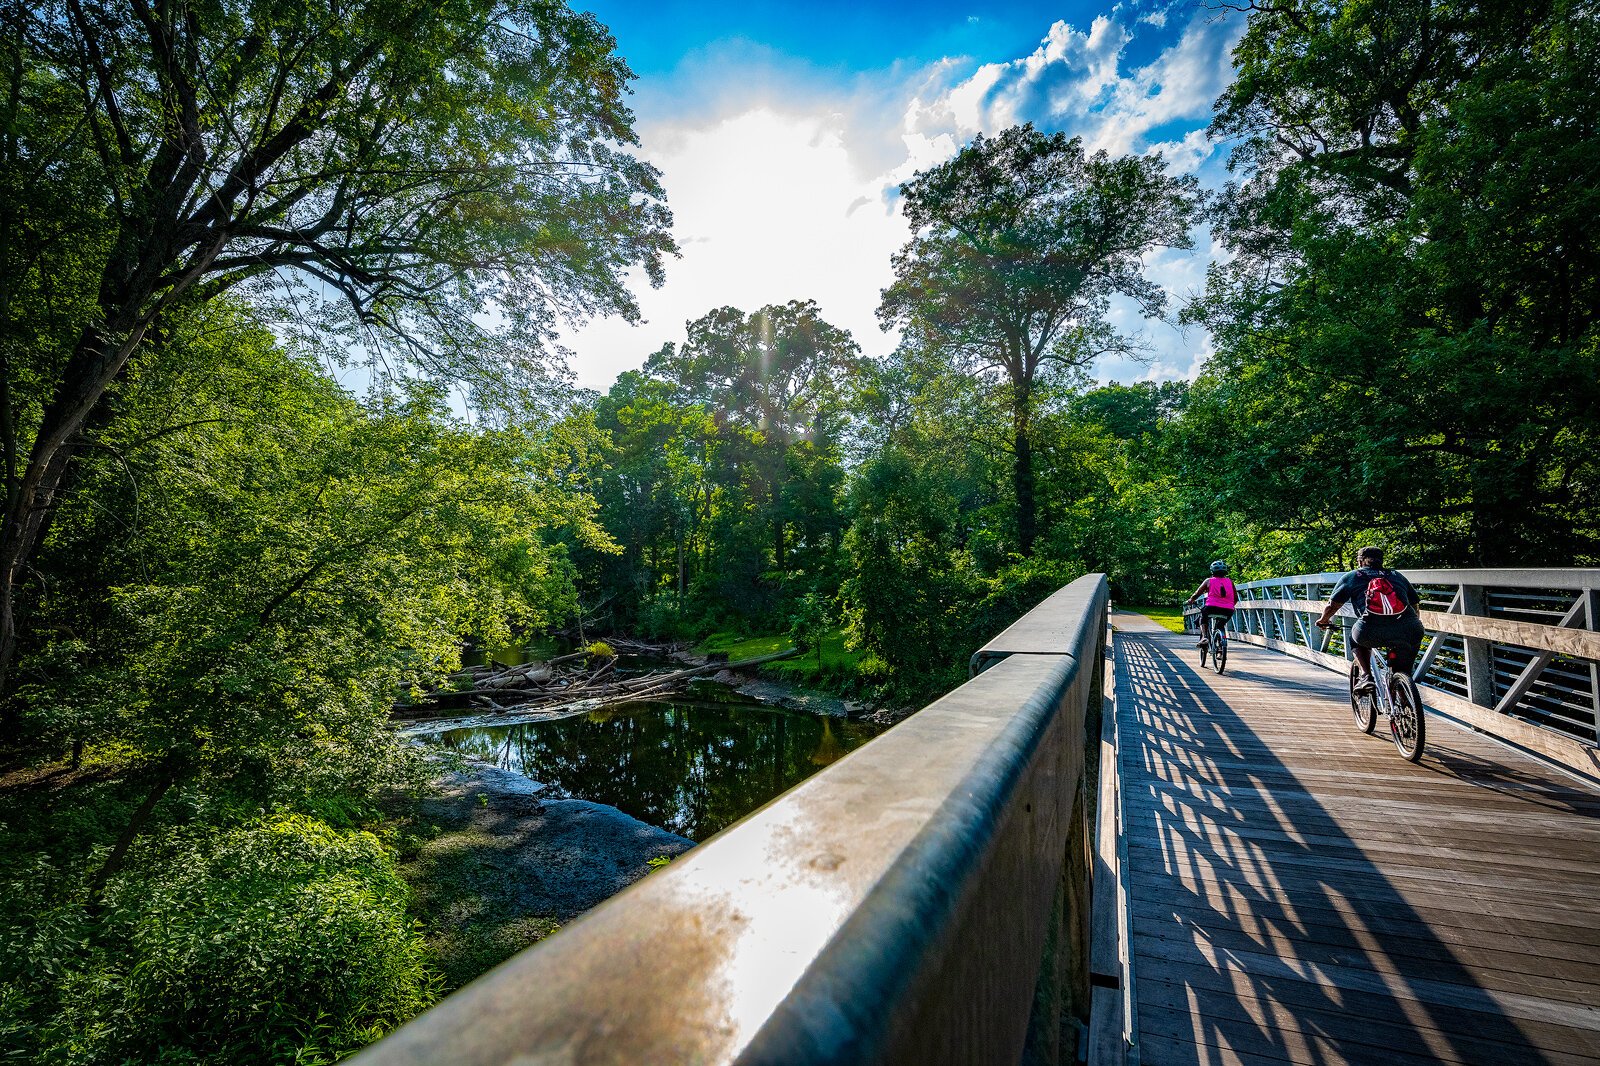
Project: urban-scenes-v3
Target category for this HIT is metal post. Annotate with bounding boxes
[1461,585,1496,708]
[1587,588,1600,746]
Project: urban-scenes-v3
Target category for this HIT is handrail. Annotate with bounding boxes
[355,574,1110,1066]
[1183,569,1600,783]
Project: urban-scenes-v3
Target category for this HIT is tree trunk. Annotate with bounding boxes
[1013,382,1037,556]
[0,325,146,730]
[86,763,181,905]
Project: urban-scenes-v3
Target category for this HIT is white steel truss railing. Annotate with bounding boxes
[1183,569,1600,782]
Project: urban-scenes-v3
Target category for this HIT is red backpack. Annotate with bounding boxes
[1364,572,1406,615]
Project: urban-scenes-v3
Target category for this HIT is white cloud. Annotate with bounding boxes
[906,10,1242,158]
[1148,127,1216,174]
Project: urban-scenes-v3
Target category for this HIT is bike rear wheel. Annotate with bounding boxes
[1350,660,1376,734]
[1212,630,1228,674]
[1389,674,1425,762]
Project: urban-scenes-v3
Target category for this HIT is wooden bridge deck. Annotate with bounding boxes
[1113,612,1600,1066]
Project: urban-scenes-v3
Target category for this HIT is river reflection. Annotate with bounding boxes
[433,699,885,842]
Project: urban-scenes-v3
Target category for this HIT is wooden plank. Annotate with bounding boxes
[1128,861,1600,944]
[1138,988,1600,1066]
[1422,608,1600,661]
[1133,894,1600,967]
[1123,767,1600,829]
[1132,1033,1298,1066]
[1126,811,1600,881]
[1123,786,1600,842]
[1136,958,1600,1059]
[1124,764,1600,818]
[1493,595,1590,712]
[1134,908,1600,1002]
[1129,848,1600,921]
[1423,687,1600,784]
[1132,931,1600,1033]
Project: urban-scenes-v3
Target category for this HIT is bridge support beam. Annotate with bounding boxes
[1461,585,1497,708]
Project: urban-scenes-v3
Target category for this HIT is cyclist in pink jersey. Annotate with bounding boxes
[1186,560,1239,649]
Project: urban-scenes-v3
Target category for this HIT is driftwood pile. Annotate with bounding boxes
[401,645,799,719]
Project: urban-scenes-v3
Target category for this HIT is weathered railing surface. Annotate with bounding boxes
[1184,569,1600,781]
[355,574,1109,1066]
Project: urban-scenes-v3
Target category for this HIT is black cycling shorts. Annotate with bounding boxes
[1352,611,1425,672]
[1200,606,1235,626]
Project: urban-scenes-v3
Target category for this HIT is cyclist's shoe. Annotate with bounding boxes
[1353,674,1377,695]
[1196,639,1207,649]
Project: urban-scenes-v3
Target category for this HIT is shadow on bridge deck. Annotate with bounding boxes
[1112,612,1600,1066]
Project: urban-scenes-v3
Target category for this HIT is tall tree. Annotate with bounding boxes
[0,0,675,713]
[645,300,859,581]
[1193,0,1600,564]
[879,124,1200,554]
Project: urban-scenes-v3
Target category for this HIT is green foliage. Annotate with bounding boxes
[787,592,833,666]
[1192,0,1600,566]
[17,309,602,805]
[1,815,434,1066]
[0,292,609,1059]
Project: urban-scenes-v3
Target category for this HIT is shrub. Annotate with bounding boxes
[2,815,437,1065]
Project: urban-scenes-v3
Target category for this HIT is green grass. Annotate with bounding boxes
[697,628,866,688]
[1123,603,1187,634]
[697,632,791,660]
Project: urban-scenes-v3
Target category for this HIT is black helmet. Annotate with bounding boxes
[1209,560,1229,575]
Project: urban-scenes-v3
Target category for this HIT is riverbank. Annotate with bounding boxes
[391,761,692,992]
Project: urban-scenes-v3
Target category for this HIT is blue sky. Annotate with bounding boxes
[584,0,1170,78]
[560,0,1247,390]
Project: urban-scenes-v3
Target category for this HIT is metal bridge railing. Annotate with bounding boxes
[354,574,1110,1066]
[1183,569,1600,782]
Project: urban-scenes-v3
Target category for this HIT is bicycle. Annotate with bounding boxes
[1321,622,1426,762]
[1191,606,1229,674]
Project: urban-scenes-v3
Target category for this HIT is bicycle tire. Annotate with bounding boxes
[1390,674,1425,762]
[1212,631,1227,674]
[1350,660,1376,734]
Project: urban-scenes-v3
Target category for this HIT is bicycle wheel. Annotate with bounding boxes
[1389,675,1425,762]
[1349,660,1376,734]
[1212,631,1228,674]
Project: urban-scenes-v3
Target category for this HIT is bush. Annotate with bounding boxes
[1,815,437,1065]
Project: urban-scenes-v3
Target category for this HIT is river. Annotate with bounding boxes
[427,685,886,841]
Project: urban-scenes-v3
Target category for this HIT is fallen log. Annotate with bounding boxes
[400,646,799,716]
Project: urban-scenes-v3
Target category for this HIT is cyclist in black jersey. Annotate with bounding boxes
[1314,546,1424,693]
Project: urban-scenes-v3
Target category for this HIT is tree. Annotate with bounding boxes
[1192,0,1600,564]
[879,124,1200,554]
[18,308,606,890]
[0,0,675,712]
[641,301,859,609]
